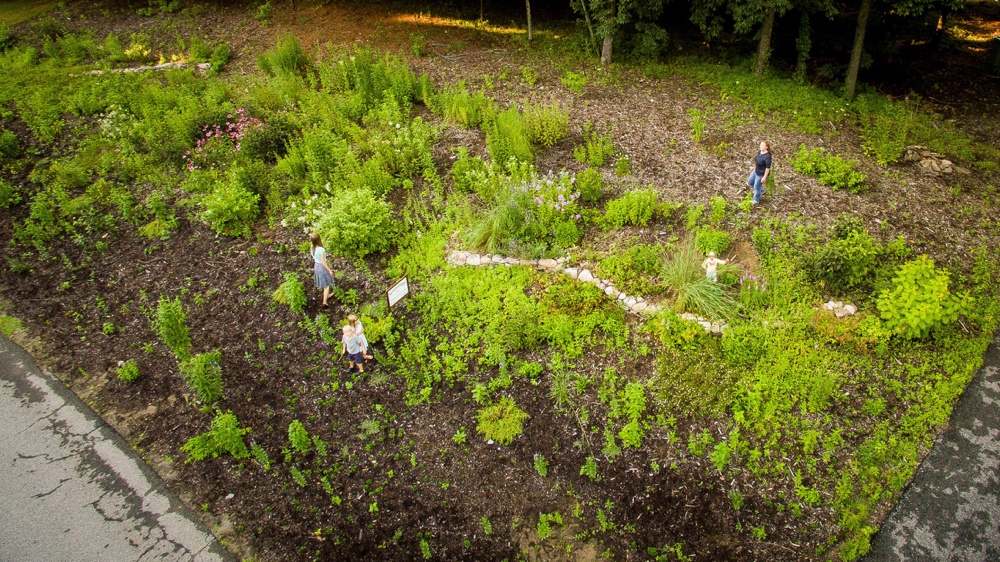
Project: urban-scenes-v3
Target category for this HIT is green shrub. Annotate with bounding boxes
[602,188,657,229]
[721,322,767,368]
[560,70,588,94]
[451,148,489,194]
[154,296,191,360]
[684,204,704,230]
[708,195,726,225]
[647,311,707,351]
[476,397,530,446]
[523,102,569,148]
[181,350,224,405]
[257,35,310,77]
[576,167,603,203]
[209,43,232,73]
[288,420,312,454]
[199,174,260,237]
[877,255,970,339]
[614,156,631,177]
[738,273,769,310]
[180,411,251,462]
[790,144,867,193]
[317,46,415,113]
[0,129,20,159]
[812,229,881,293]
[597,244,662,295]
[0,179,21,209]
[694,227,731,255]
[116,359,140,383]
[272,271,307,314]
[314,188,393,258]
[485,106,533,169]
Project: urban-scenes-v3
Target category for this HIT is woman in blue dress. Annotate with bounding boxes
[309,233,334,306]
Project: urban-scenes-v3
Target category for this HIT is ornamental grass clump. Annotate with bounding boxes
[661,241,739,321]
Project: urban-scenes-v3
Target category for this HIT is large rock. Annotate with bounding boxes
[538,258,559,269]
[467,254,482,266]
[578,269,595,283]
[564,268,579,279]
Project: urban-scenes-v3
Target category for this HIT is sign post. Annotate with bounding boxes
[386,277,409,309]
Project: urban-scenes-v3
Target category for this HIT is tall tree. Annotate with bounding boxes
[571,0,666,65]
[526,0,533,41]
[691,0,791,74]
[844,0,964,99]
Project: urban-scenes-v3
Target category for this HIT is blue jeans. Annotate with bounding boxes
[747,170,765,203]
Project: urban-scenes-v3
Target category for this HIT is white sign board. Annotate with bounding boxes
[386,277,409,308]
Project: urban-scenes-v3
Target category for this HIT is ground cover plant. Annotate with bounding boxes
[0,2,999,562]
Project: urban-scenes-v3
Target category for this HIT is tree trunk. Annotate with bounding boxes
[754,9,776,76]
[526,0,533,42]
[845,0,872,101]
[601,34,613,65]
[480,0,483,21]
[795,11,811,82]
[578,0,598,57]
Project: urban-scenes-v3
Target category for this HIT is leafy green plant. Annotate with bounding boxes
[861,102,911,166]
[475,397,530,446]
[601,188,657,229]
[708,195,727,225]
[180,411,251,462]
[257,34,310,77]
[790,144,867,193]
[580,456,599,481]
[533,453,549,477]
[614,156,631,177]
[0,129,20,160]
[523,103,569,149]
[154,296,191,360]
[181,350,224,405]
[560,70,588,94]
[288,420,312,454]
[409,33,427,57]
[0,178,21,209]
[116,359,140,383]
[877,255,970,339]
[434,81,493,128]
[597,244,662,295]
[251,443,271,470]
[314,188,393,258]
[573,126,615,167]
[688,108,706,143]
[485,106,533,168]
[482,516,493,534]
[812,229,881,293]
[272,272,307,314]
[576,167,603,203]
[537,511,563,540]
[694,227,731,256]
[199,173,260,237]
[647,311,707,351]
[684,204,704,230]
[452,427,467,445]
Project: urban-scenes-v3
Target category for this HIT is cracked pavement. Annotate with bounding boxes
[0,335,233,562]
[865,332,1000,562]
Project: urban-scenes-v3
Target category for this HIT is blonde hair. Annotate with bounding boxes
[342,325,354,334]
[348,314,358,325]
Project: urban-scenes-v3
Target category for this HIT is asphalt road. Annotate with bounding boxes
[0,334,233,562]
[865,332,1000,562]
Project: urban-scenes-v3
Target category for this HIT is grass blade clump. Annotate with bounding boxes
[661,241,739,321]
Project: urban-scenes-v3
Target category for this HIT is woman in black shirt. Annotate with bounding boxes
[747,141,772,205]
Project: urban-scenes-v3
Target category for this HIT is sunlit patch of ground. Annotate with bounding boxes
[0,0,58,26]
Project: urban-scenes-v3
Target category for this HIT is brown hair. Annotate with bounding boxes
[309,233,322,251]
[760,140,771,153]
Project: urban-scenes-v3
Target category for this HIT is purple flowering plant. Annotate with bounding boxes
[528,171,582,227]
[738,272,769,309]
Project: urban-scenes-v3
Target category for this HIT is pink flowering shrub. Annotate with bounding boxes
[183,108,264,171]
